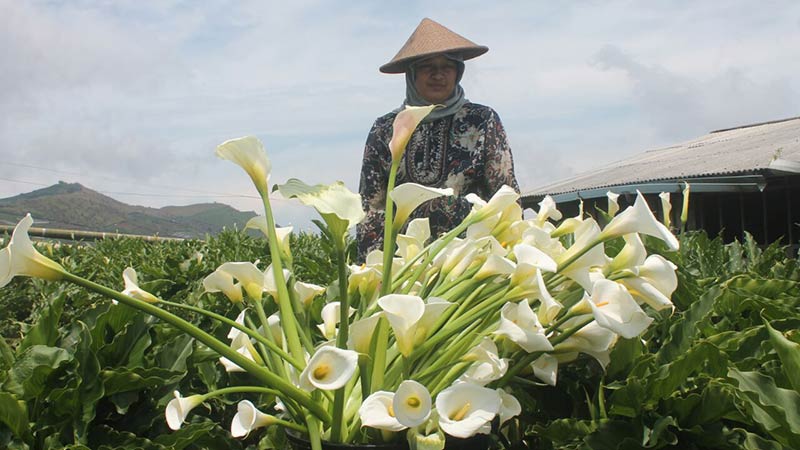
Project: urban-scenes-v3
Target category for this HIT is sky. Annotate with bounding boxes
[2,0,799,231]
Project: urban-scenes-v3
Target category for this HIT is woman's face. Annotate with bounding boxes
[413,55,458,104]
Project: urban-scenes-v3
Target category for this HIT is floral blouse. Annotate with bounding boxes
[357,102,519,260]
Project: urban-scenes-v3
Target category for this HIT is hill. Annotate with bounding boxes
[0,182,256,238]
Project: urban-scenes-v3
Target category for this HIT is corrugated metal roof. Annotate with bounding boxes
[523,117,800,199]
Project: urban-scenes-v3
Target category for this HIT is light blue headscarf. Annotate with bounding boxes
[396,53,467,123]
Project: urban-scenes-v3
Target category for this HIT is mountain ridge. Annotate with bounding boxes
[0,182,256,239]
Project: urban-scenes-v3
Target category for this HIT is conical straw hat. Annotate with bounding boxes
[380,18,488,74]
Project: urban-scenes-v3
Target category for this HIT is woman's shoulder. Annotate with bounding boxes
[461,102,501,120]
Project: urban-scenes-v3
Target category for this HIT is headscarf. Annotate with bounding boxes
[396,53,467,123]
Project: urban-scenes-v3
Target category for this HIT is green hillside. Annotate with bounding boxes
[0,181,256,238]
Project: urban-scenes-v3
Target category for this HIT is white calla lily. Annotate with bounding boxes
[599,191,679,251]
[263,263,291,299]
[459,338,508,385]
[0,214,66,288]
[396,218,431,260]
[294,280,325,308]
[390,183,453,229]
[659,192,672,228]
[510,243,557,289]
[496,388,522,425]
[378,294,452,357]
[347,313,382,354]
[556,319,618,369]
[557,219,608,291]
[607,191,620,217]
[219,345,256,373]
[389,105,437,161]
[393,380,431,427]
[231,400,277,438]
[277,179,365,232]
[121,267,159,303]
[165,391,203,430]
[436,383,501,438]
[298,346,358,391]
[618,254,678,311]
[359,391,406,431]
[317,302,355,340]
[533,269,562,326]
[578,279,653,339]
[246,216,293,254]
[466,185,520,222]
[474,254,515,280]
[534,195,562,226]
[494,300,554,353]
[202,268,243,303]
[607,233,647,274]
[531,354,558,386]
[216,136,271,195]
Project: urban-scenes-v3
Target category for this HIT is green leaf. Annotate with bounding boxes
[728,369,800,447]
[763,317,800,393]
[16,291,66,354]
[0,392,32,445]
[656,285,719,365]
[101,367,185,396]
[3,345,71,399]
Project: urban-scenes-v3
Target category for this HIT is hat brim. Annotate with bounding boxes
[379,46,488,74]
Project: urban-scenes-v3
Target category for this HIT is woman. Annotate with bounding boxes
[357,18,519,259]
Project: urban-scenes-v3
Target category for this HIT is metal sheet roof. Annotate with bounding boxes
[523,117,800,200]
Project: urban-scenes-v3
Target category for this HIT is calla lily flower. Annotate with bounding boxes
[246,216,293,253]
[231,400,277,438]
[277,179,365,240]
[0,214,66,288]
[494,300,554,353]
[659,192,672,228]
[359,391,406,431]
[165,391,204,430]
[204,262,264,301]
[599,191,679,251]
[219,345,256,373]
[393,380,431,427]
[533,195,562,226]
[618,254,677,311]
[263,263,291,299]
[474,254,515,280]
[557,219,608,291]
[389,105,438,161]
[556,319,618,369]
[432,238,479,281]
[390,183,453,229]
[496,388,522,425]
[436,383,501,438]
[607,192,620,217]
[680,182,691,226]
[347,263,381,302]
[466,185,520,222]
[396,218,431,261]
[531,354,558,386]
[459,338,508,385]
[579,279,653,339]
[202,267,243,303]
[510,243,557,288]
[607,234,646,274]
[121,267,159,303]
[532,269,563,326]
[317,302,355,340]
[216,136,271,195]
[378,294,452,357]
[294,280,325,308]
[298,346,358,391]
[347,313,382,354]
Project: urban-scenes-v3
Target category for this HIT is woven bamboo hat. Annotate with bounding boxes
[379,18,488,74]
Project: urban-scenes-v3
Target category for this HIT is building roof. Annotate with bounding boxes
[523,117,800,202]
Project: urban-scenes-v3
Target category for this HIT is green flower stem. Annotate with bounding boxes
[430,361,471,397]
[368,316,390,396]
[305,413,323,450]
[330,239,350,442]
[261,194,305,364]
[498,316,594,386]
[430,265,481,298]
[397,217,475,294]
[159,300,302,370]
[252,298,291,379]
[380,160,400,297]
[199,386,280,401]
[61,271,331,424]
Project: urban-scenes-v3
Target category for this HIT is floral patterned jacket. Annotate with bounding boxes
[357,102,519,260]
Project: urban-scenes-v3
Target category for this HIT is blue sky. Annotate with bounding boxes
[1,0,799,230]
